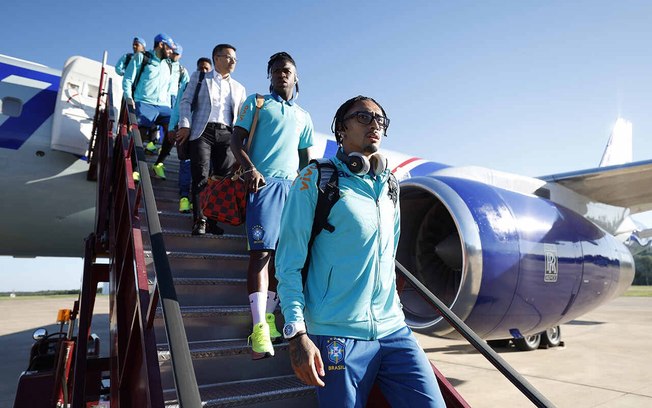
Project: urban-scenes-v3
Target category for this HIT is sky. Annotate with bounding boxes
[2,0,652,290]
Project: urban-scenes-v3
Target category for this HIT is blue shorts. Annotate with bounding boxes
[135,101,171,128]
[311,326,445,408]
[246,177,292,250]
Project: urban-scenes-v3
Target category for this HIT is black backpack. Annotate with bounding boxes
[300,158,399,285]
[124,53,134,70]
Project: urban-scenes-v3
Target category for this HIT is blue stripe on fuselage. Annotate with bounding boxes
[0,61,60,150]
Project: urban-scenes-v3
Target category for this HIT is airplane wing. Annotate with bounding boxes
[541,159,652,213]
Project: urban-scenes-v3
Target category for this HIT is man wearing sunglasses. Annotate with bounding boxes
[231,51,314,360]
[275,96,445,407]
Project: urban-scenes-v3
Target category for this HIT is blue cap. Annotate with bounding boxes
[173,43,183,55]
[133,36,146,48]
[154,33,175,50]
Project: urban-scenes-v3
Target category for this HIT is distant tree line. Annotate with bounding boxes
[0,288,102,297]
[634,253,652,285]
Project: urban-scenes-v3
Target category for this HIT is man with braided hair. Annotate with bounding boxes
[276,96,445,407]
[231,51,314,360]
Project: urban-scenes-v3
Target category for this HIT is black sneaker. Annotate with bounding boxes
[206,220,225,235]
[192,219,206,235]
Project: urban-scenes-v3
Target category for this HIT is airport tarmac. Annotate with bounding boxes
[1,295,650,407]
[415,296,652,407]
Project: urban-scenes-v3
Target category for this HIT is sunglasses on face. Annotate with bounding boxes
[343,111,390,129]
[217,55,237,63]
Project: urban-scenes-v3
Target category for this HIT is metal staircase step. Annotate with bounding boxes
[146,209,245,235]
[172,277,248,306]
[151,196,186,212]
[158,339,294,388]
[163,375,317,408]
[154,306,283,342]
[152,185,182,201]
[142,229,248,254]
[144,251,249,279]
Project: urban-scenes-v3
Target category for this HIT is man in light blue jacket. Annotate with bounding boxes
[114,36,146,76]
[122,33,175,152]
[276,96,445,407]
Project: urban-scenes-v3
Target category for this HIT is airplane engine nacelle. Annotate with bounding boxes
[397,176,635,339]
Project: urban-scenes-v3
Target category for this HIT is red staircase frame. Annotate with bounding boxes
[72,69,164,407]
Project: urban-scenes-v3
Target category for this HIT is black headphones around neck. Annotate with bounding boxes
[336,149,387,176]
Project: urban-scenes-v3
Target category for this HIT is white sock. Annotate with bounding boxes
[266,291,279,314]
[249,292,267,326]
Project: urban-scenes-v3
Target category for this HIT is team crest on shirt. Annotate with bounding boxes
[326,338,346,371]
[251,225,264,243]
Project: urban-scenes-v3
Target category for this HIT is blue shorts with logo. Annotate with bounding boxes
[135,101,172,128]
[246,177,292,251]
[310,326,445,408]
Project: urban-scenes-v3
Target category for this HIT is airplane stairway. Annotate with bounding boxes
[141,156,318,407]
[83,63,472,407]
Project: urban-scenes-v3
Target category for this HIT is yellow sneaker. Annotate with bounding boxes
[152,163,166,180]
[132,171,140,182]
[248,322,274,360]
[145,141,158,155]
[179,197,191,213]
[266,313,282,344]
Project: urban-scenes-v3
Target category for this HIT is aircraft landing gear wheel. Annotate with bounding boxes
[541,326,562,347]
[513,333,541,351]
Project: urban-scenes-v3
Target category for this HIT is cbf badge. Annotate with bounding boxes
[326,338,346,371]
[251,225,264,243]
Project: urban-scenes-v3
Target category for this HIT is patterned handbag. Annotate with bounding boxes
[200,172,247,226]
[199,94,264,226]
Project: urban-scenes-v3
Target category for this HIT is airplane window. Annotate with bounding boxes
[87,85,99,99]
[0,97,23,117]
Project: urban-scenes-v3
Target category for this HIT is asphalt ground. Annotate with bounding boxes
[0,295,110,408]
[415,296,652,407]
[1,295,650,407]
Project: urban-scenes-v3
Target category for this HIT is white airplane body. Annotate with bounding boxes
[1,53,649,343]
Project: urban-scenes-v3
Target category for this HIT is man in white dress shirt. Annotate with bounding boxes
[177,44,247,235]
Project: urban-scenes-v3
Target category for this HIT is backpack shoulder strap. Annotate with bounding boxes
[190,70,206,112]
[124,53,133,68]
[301,158,340,285]
[244,94,265,152]
[132,51,153,93]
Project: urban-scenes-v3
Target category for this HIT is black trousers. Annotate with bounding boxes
[190,125,235,222]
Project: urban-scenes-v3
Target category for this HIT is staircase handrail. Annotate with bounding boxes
[119,97,202,408]
[395,260,555,408]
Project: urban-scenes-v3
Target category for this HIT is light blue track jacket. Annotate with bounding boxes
[276,156,405,340]
[121,50,172,105]
[114,53,130,76]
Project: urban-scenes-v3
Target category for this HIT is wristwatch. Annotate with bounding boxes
[283,321,307,340]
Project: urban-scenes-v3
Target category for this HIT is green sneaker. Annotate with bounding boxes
[152,163,166,180]
[248,322,274,360]
[132,171,140,182]
[179,197,191,213]
[266,313,282,344]
[145,141,158,155]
